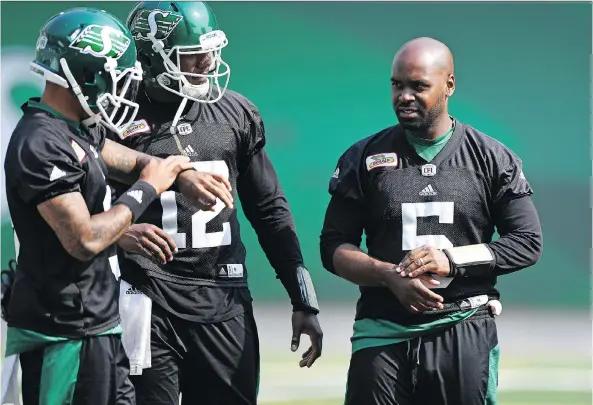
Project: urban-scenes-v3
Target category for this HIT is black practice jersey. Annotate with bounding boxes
[111,87,304,322]
[4,99,120,337]
[321,120,536,325]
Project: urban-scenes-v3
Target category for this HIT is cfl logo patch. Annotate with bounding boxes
[177,123,192,135]
[421,164,437,177]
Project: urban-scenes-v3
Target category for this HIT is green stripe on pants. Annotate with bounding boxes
[40,340,82,405]
[484,344,500,405]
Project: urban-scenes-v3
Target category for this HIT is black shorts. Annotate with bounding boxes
[130,303,260,405]
[20,334,135,405]
[345,308,499,405]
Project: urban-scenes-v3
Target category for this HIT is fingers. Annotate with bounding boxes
[290,332,301,353]
[144,227,175,262]
[416,283,444,305]
[152,226,178,254]
[138,236,168,264]
[185,175,234,211]
[204,178,233,209]
[211,174,232,192]
[402,259,434,278]
[298,334,323,368]
[399,247,430,275]
[306,333,323,367]
[418,274,440,287]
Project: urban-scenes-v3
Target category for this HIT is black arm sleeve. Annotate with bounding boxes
[319,142,367,274]
[487,146,543,275]
[319,195,365,274]
[488,195,543,275]
[237,149,318,313]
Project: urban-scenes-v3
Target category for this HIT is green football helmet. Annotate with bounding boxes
[126,2,230,108]
[31,7,143,138]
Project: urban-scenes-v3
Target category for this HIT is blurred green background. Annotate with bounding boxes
[1,1,590,308]
[0,3,590,404]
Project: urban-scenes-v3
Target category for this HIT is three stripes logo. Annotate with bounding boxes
[419,184,437,196]
[183,145,197,156]
[127,190,143,204]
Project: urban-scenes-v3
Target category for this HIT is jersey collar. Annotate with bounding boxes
[23,98,81,131]
[396,117,464,166]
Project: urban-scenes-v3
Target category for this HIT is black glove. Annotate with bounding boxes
[1,259,17,321]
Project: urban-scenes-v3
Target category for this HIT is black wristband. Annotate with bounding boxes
[114,180,158,223]
[442,249,457,277]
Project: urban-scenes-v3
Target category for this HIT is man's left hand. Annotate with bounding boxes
[397,245,451,278]
[291,311,323,368]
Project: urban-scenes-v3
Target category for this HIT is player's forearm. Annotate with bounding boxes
[101,139,159,185]
[487,196,543,275]
[331,244,395,287]
[238,150,319,312]
[78,205,133,261]
[38,193,133,262]
[443,196,542,278]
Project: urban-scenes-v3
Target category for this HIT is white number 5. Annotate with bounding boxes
[401,201,454,289]
[160,160,231,249]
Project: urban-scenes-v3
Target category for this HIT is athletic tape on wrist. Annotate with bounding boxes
[293,266,320,314]
[443,244,495,278]
[114,180,158,223]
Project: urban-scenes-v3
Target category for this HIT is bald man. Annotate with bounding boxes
[319,37,542,405]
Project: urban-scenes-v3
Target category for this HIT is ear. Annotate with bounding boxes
[446,74,455,98]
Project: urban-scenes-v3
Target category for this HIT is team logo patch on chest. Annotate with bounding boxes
[366,153,398,171]
[121,119,150,139]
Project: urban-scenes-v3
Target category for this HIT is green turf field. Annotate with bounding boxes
[262,391,592,405]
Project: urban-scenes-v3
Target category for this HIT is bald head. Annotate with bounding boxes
[390,37,456,137]
[393,37,454,75]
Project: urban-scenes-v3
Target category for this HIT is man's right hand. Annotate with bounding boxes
[382,267,445,313]
[139,155,194,194]
[117,224,177,265]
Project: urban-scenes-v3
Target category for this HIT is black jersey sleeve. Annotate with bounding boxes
[7,126,85,205]
[319,195,365,274]
[488,151,542,274]
[328,144,366,203]
[237,99,266,172]
[492,148,533,203]
[489,195,542,275]
[320,145,367,274]
[237,148,320,313]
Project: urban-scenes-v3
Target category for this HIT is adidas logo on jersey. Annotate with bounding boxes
[127,190,143,204]
[49,166,66,181]
[332,168,340,179]
[125,287,142,295]
[419,184,437,196]
[184,145,198,157]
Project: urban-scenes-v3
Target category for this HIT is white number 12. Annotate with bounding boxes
[160,160,232,249]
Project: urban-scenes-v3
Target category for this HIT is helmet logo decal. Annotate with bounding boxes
[69,25,130,60]
[130,9,183,41]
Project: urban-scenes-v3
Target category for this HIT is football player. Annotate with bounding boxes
[110,2,323,405]
[3,7,233,405]
[320,37,543,405]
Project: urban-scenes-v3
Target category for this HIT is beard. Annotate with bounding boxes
[396,92,447,134]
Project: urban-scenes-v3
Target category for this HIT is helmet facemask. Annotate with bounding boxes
[31,56,143,138]
[149,30,230,104]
